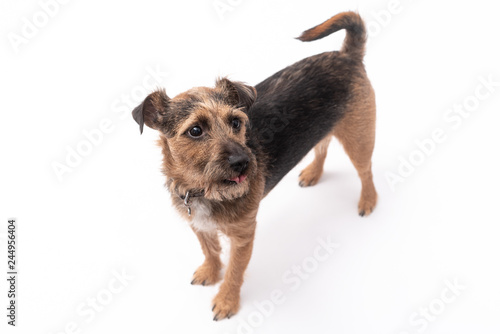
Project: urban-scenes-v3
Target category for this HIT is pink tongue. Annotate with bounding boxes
[229,175,247,184]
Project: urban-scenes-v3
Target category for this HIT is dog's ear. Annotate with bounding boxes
[216,78,257,112]
[132,89,170,134]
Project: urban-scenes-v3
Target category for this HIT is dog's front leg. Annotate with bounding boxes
[212,228,255,321]
[191,229,223,286]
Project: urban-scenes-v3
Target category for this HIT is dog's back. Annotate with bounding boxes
[247,12,373,195]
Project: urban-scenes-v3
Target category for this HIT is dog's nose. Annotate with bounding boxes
[228,153,249,173]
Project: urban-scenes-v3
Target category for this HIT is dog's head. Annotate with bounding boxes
[132,78,258,201]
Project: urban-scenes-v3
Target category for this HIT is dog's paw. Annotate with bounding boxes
[191,262,221,286]
[358,192,377,217]
[212,286,240,321]
[298,165,323,187]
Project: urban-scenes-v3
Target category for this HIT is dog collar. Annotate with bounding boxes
[179,190,205,216]
[167,178,205,216]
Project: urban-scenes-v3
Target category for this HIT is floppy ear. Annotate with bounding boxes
[216,78,257,111]
[132,89,170,134]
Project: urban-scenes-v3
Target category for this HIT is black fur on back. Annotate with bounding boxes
[247,52,365,194]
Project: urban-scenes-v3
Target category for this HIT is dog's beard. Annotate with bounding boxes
[201,157,256,201]
[204,179,251,201]
[168,176,251,202]
[166,161,254,202]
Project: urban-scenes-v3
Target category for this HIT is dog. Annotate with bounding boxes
[132,11,377,320]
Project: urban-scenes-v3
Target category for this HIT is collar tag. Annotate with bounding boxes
[183,191,192,216]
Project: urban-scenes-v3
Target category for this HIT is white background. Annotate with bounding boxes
[1,0,500,333]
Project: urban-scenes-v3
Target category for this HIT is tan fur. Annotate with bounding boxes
[299,135,332,187]
[301,75,377,216]
[332,81,377,216]
[191,229,223,285]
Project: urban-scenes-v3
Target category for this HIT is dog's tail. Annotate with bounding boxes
[296,11,366,61]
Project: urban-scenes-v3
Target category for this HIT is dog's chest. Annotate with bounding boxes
[189,200,218,233]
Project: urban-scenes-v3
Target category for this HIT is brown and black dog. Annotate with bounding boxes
[132,11,377,320]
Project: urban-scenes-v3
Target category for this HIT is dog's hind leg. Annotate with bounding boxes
[333,86,377,216]
[299,135,332,187]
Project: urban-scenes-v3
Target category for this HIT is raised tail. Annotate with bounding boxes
[296,11,367,61]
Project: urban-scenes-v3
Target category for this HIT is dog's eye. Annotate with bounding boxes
[231,118,241,130]
[188,126,203,137]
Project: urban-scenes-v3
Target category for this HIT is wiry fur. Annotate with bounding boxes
[132,11,377,320]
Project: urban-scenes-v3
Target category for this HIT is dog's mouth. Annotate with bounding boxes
[224,174,247,185]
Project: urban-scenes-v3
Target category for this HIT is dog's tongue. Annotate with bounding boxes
[229,174,247,184]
